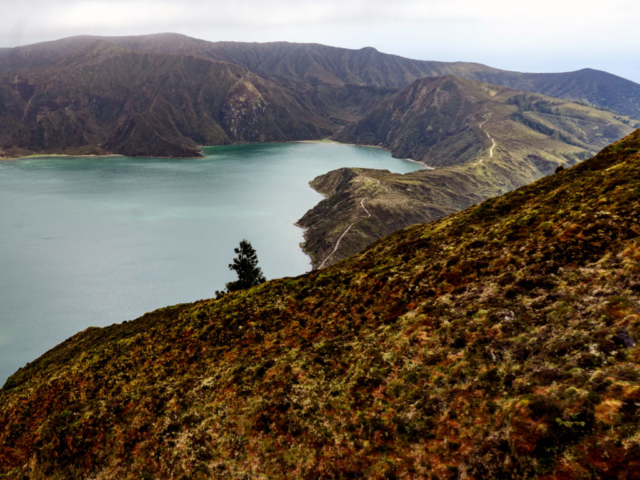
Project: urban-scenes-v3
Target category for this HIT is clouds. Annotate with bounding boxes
[3,0,639,82]
[4,0,638,43]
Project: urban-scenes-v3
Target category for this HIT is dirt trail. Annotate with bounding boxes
[373,178,389,192]
[317,178,387,269]
[475,115,496,165]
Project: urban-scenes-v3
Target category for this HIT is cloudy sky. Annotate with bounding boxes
[3,0,640,82]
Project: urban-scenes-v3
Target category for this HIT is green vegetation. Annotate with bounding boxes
[2,130,640,478]
[507,94,561,114]
[336,76,629,168]
[217,239,266,296]
[304,76,631,267]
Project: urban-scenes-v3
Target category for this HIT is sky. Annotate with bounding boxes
[3,0,640,82]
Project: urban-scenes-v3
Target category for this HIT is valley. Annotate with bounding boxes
[0,34,640,267]
[0,36,637,271]
[1,36,636,272]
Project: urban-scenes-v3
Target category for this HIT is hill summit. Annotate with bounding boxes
[2,130,640,478]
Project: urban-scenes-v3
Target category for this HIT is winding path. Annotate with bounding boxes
[373,178,389,192]
[317,178,385,269]
[475,115,496,164]
[360,198,372,217]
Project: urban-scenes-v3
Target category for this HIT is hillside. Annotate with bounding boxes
[298,166,501,268]
[0,35,638,158]
[2,131,640,478]
[0,41,332,158]
[2,34,640,119]
[336,75,633,167]
[299,76,633,267]
[485,68,640,121]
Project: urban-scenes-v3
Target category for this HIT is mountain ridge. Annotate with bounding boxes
[2,33,640,119]
[0,41,334,158]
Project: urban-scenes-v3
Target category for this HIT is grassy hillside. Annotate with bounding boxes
[297,165,497,268]
[335,76,633,167]
[299,76,633,267]
[2,131,640,478]
[483,68,640,121]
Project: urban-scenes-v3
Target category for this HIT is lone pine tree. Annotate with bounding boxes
[218,240,266,296]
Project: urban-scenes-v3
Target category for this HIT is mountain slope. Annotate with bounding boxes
[486,68,640,121]
[0,41,332,158]
[2,131,640,478]
[0,35,638,159]
[296,76,633,267]
[0,36,98,72]
[297,164,506,268]
[0,34,503,88]
[2,34,640,119]
[336,75,632,167]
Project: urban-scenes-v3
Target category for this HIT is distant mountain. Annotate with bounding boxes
[3,130,640,478]
[0,41,332,158]
[2,33,640,119]
[0,35,636,160]
[480,68,640,121]
[0,36,99,71]
[0,34,498,87]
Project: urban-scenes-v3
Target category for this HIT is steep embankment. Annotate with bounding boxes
[2,131,640,478]
[301,76,632,267]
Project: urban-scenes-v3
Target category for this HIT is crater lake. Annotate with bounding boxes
[0,142,422,384]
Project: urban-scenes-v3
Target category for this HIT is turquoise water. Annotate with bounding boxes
[0,142,422,385]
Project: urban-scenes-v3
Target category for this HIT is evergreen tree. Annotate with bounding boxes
[217,240,266,297]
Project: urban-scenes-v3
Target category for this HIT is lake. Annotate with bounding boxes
[0,142,422,385]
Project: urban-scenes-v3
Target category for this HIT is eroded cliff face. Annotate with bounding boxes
[221,81,269,140]
[2,131,640,479]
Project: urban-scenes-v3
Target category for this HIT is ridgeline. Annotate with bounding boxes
[0,34,639,159]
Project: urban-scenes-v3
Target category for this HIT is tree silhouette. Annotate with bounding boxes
[217,240,266,297]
